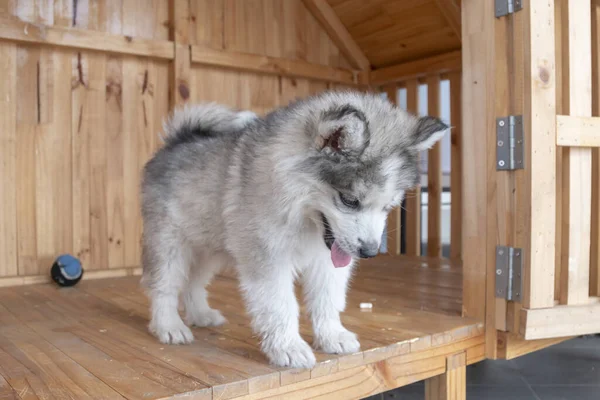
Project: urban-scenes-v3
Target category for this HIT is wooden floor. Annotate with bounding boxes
[0,256,483,400]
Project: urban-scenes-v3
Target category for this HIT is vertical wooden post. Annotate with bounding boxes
[405,79,422,256]
[172,0,192,107]
[461,0,495,357]
[425,352,467,400]
[591,0,600,297]
[522,0,557,310]
[449,72,462,260]
[384,84,401,255]
[427,74,442,258]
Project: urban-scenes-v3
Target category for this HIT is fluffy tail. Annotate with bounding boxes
[161,103,258,146]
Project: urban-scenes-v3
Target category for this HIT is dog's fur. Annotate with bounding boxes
[140,90,448,368]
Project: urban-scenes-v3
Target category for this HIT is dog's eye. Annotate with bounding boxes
[339,193,360,209]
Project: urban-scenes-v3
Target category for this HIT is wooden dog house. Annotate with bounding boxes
[0,0,599,398]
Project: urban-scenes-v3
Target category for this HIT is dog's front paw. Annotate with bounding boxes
[149,318,194,345]
[266,338,316,369]
[314,328,360,354]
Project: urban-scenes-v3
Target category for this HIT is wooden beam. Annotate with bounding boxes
[520,302,600,339]
[497,331,573,360]
[370,51,461,86]
[0,267,142,288]
[0,16,174,59]
[191,45,359,85]
[302,0,370,70]
[434,0,462,40]
[427,75,443,258]
[425,353,467,400]
[404,80,422,257]
[384,85,401,256]
[557,115,600,146]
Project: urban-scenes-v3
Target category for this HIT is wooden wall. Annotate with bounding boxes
[0,0,358,284]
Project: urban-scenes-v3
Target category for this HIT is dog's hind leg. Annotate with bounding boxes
[183,252,228,327]
[142,229,194,345]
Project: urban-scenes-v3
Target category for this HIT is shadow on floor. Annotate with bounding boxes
[363,335,600,400]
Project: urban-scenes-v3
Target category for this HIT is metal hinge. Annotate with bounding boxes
[496,115,524,170]
[495,246,523,302]
[495,0,523,18]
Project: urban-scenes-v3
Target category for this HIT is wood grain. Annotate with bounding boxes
[427,74,442,258]
[562,0,592,305]
[522,0,557,310]
[404,79,422,257]
[370,52,461,85]
[302,0,370,70]
[0,43,17,277]
[0,256,483,399]
[592,0,600,297]
[448,72,462,260]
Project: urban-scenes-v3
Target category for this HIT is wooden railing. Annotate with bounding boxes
[382,72,462,260]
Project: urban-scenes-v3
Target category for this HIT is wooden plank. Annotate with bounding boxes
[521,303,600,339]
[370,51,462,86]
[425,352,466,400]
[522,0,557,310]
[0,42,17,277]
[106,56,126,268]
[592,0,600,297]
[0,267,141,288]
[562,0,592,305]
[191,45,358,85]
[461,0,495,359]
[172,0,193,106]
[434,0,462,41]
[384,84,401,255]
[556,115,600,146]
[0,16,174,60]
[404,80,421,257]
[301,0,370,70]
[449,72,462,260]
[496,331,573,360]
[427,74,442,258]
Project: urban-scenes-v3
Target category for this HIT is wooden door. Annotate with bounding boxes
[494,0,600,347]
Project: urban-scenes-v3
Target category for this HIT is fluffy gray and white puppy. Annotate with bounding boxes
[140,90,448,368]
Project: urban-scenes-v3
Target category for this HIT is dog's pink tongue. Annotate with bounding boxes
[331,241,352,268]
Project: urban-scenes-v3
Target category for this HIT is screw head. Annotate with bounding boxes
[499,120,505,127]
[498,140,504,146]
[496,269,502,275]
[498,249,504,255]
[499,160,506,167]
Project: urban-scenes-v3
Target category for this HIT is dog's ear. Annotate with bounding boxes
[314,105,370,157]
[410,116,449,151]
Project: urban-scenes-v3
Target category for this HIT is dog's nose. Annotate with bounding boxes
[358,241,379,258]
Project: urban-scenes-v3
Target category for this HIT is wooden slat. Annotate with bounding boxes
[562,0,592,305]
[370,51,462,86]
[520,303,600,339]
[556,115,600,146]
[404,80,421,257]
[0,42,17,277]
[190,45,358,85]
[522,0,557,310]
[0,16,174,59]
[302,0,370,70]
[427,75,442,258]
[449,72,462,260]
[434,0,462,41]
[424,352,466,400]
[384,84,401,255]
[592,0,600,297]
[461,0,495,359]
